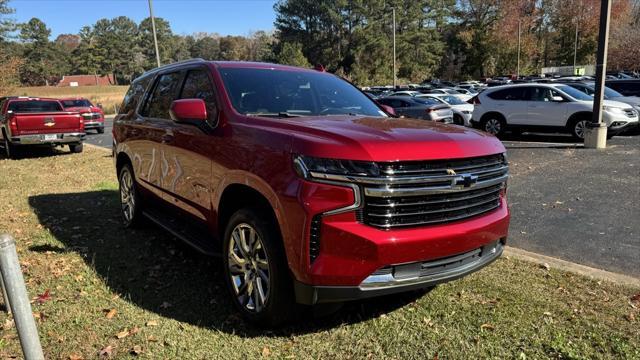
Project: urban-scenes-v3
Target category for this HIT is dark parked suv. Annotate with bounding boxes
[113,59,510,326]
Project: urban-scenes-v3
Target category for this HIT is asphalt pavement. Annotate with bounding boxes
[84,116,114,149]
[88,120,639,277]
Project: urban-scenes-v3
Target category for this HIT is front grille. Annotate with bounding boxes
[82,113,101,120]
[362,154,507,229]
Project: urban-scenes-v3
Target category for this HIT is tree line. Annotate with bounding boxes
[1,0,639,91]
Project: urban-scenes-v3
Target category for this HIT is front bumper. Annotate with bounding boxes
[295,239,504,305]
[11,132,85,145]
[83,121,104,129]
[607,119,639,135]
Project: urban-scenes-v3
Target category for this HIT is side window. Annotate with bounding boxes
[488,88,525,100]
[142,72,183,119]
[530,87,561,102]
[119,76,151,115]
[180,69,218,122]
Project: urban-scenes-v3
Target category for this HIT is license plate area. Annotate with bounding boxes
[43,134,58,141]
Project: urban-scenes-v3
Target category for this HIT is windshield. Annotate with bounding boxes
[61,99,92,108]
[603,86,624,98]
[555,85,593,101]
[219,68,386,117]
[439,95,466,105]
[8,100,62,112]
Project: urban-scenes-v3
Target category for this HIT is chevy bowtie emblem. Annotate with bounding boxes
[453,173,479,188]
[44,117,55,127]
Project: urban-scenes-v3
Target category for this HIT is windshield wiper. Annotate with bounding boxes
[245,112,305,118]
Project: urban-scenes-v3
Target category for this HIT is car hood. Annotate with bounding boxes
[610,96,640,107]
[282,115,505,162]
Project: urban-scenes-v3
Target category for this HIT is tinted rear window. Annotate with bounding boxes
[61,99,92,108]
[119,75,152,115]
[487,87,527,100]
[8,100,62,112]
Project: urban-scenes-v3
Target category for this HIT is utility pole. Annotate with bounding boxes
[573,18,579,74]
[517,20,521,79]
[392,7,397,88]
[148,0,161,68]
[584,0,611,149]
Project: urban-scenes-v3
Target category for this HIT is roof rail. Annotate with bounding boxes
[142,58,207,75]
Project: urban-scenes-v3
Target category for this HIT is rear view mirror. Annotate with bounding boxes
[551,96,564,102]
[379,103,396,116]
[170,99,208,124]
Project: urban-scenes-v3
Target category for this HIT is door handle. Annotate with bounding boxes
[161,133,174,143]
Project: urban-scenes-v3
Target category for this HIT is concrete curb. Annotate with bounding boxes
[504,246,640,288]
[85,143,111,153]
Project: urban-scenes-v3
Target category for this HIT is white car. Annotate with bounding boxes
[417,94,474,126]
[470,83,639,138]
[390,90,421,97]
[427,89,473,102]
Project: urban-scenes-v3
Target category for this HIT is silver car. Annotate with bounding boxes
[377,96,454,123]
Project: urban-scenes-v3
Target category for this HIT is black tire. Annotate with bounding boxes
[2,136,15,159]
[568,117,589,140]
[480,114,506,137]
[97,127,105,134]
[222,208,296,327]
[453,114,464,126]
[69,143,83,153]
[118,163,144,228]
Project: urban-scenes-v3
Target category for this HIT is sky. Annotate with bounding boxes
[9,0,278,38]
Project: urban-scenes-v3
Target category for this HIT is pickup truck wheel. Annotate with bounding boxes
[223,208,295,327]
[118,164,143,228]
[97,127,105,134]
[480,116,506,137]
[69,143,83,153]
[2,137,15,159]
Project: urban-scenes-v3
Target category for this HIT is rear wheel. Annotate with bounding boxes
[69,143,83,153]
[223,208,296,327]
[118,164,144,227]
[481,115,506,137]
[453,114,464,126]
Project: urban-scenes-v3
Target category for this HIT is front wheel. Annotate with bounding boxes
[97,127,105,134]
[222,208,296,327]
[570,118,588,140]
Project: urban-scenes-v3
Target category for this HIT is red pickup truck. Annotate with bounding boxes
[60,97,105,134]
[113,60,509,326]
[0,97,85,158]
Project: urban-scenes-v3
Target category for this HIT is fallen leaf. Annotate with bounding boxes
[262,346,271,357]
[35,289,51,304]
[69,354,83,360]
[147,335,158,342]
[480,323,495,331]
[540,263,551,271]
[631,293,640,302]
[99,345,112,357]
[130,345,142,356]
[423,317,434,327]
[145,320,159,327]
[626,312,636,322]
[104,309,117,319]
[116,329,130,339]
[543,311,552,317]
[129,326,140,335]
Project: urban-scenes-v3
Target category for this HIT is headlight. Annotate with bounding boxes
[293,155,380,179]
[603,106,625,114]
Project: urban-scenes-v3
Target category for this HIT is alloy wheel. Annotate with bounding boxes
[574,120,587,139]
[228,223,270,313]
[119,169,135,222]
[485,118,502,135]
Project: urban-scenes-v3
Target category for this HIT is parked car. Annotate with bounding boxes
[418,94,473,126]
[560,82,640,113]
[113,59,509,326]
[606,80,640,97]
[0,97,85,158]
[377,96,454,123]
[390,90,421,97]
[470,84,639,139]
[427,88,473,102]
[60,97,105,134]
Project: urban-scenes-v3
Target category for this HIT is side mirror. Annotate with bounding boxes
[170,99,208,124]
[551,96,564,102]
[379,104,396,116]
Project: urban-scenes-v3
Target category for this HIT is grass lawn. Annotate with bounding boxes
[8,85,128,114]
[0,147,638,359]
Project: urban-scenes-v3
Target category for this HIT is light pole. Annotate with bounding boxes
[573,17,579,74]
[584,0,611,149]
[392,7,396,88]
[517,20,521,79]
[148,0,161,68]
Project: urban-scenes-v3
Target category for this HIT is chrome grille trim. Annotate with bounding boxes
[364,175,508,198]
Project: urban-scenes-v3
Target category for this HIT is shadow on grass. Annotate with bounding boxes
[1,145,74,160]
[28,190,425,337]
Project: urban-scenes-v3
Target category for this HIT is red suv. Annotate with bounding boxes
[113,59,510,326]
